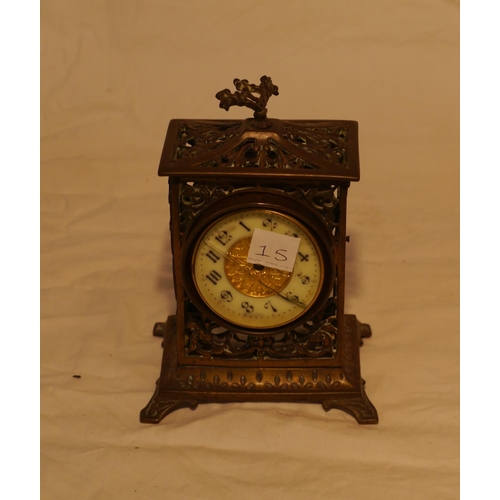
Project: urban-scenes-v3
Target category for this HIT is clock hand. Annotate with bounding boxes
[202,239,307,308]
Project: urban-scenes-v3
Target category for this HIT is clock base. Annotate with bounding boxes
[140,315,378,425]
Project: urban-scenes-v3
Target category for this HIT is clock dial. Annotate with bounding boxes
[192,209,324,329]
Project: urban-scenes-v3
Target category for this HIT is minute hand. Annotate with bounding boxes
[202,238,307,308]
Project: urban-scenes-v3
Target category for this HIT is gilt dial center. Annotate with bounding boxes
[224,236,292,298]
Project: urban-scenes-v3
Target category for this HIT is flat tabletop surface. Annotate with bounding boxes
[41,2,459,499]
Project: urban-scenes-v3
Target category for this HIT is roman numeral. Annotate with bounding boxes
[206,270,222,285]
[265,301,277,312]
[215,230,231,246]
[298,272,310,284]
[263,219,277,230]
[206,250,220,263]
[239,221,251,232]
[298,252,309,262]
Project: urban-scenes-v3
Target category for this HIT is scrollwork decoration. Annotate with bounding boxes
[178,183,341,242]
[197,137,320,170]
[175,121,241,161]
[185,304,337,360]
[179,183,235,236]
[283,185,340,237]
[283,122,349,168]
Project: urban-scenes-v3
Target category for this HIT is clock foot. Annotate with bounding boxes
[140,389,198,424]
[357,318,372,346]
[321,393,378,424]
[152,322,166,338]
[152,322,166,347]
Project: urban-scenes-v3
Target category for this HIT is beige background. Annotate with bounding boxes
[41,1,459,499]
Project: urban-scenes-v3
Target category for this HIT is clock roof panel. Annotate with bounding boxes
[158,118,360,182]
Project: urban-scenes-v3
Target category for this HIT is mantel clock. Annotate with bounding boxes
[140,76,378,424]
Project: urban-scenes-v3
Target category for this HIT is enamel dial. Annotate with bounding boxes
[192,209,324,330]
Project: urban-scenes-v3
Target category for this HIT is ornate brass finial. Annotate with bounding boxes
[215,76,279,127]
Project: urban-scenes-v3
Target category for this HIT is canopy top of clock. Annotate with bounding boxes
[158,76,360,182]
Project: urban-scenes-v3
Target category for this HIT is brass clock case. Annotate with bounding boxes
[140,76,378,425]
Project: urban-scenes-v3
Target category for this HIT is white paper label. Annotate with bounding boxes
[246,229,301,272]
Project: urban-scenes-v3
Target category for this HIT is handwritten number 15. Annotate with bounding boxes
[257,246,287,262]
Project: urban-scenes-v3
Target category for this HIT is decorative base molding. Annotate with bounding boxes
[140,314,378,424]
